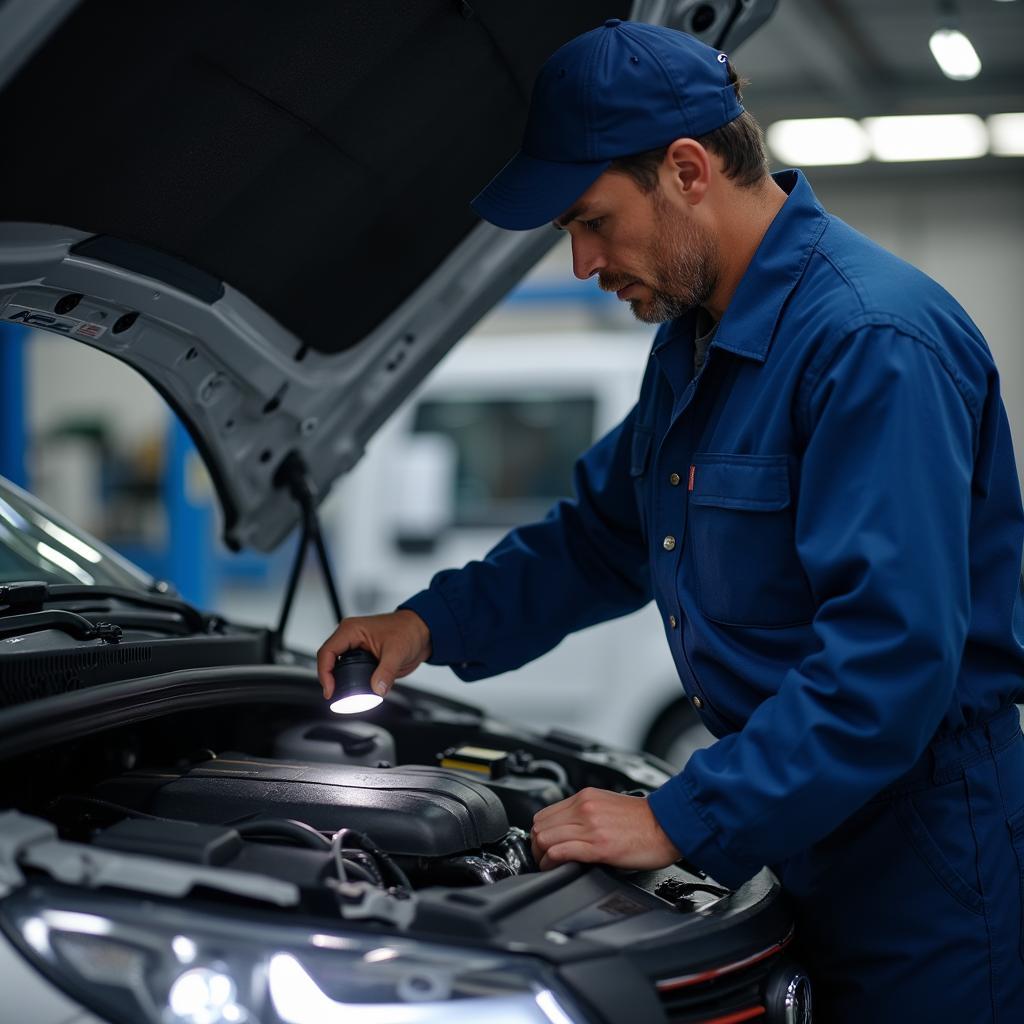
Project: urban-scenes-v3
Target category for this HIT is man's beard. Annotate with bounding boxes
[601,198,719,324]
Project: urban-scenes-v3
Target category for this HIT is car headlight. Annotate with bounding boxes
[0,885,584,1024]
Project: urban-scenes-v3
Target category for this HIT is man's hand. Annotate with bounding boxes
[316,610,432,700]
[531,787,682,871]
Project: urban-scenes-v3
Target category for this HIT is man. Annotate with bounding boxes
[318,20,1024,1021]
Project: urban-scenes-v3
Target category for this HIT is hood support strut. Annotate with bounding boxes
[272,453,343,654]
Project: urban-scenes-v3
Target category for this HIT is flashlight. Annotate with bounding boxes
[329,649,383,714]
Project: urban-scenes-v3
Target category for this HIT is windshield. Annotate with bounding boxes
[0,476,154,591]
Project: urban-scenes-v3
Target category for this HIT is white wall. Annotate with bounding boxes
[27,332,166,441]
[25,333,167,533]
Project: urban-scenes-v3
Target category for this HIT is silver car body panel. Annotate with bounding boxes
[0,0,775,553]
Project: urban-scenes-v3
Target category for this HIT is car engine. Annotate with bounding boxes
[1,678,674,903]
[33,710,594,929]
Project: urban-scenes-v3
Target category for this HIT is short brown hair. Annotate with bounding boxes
[609,61,769,190]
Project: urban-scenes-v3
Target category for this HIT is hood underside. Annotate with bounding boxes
[0,0,775,552]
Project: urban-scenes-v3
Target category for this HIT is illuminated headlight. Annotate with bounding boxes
[0,886,584,1024]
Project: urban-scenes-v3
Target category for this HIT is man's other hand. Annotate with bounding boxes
[531,787,682,871]
[316,610,432,700]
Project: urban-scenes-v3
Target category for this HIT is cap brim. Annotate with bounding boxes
[471,150,611,231]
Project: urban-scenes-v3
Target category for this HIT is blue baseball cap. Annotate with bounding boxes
[471,19,744,231]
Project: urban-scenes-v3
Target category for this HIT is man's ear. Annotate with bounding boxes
[662,138,711,205]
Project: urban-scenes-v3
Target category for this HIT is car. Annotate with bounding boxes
[0,3,812,1024]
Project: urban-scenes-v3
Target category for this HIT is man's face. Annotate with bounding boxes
[555,168,720,323]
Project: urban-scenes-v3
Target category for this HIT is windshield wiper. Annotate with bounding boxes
[0,582,47,607]
[0,582,208,633]
[0,609,122,644]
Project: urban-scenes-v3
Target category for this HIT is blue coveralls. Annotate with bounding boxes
[402,170,1024,1020]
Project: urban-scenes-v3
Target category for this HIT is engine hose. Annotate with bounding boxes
[527,758,570,790]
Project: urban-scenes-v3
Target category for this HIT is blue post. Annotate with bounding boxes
[0,323,28,488]
[164,415,214,609]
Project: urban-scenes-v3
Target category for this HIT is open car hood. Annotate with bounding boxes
[0,0,775,553]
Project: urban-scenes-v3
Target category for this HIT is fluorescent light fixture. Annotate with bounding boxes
[864,114,987,162]
[928,28,982,81]
[988,113,1024,155]
[766,118,870,166]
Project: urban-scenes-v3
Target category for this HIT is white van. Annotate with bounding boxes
[331,331,714,767]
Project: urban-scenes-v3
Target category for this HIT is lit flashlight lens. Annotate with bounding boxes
[329,693,383,714]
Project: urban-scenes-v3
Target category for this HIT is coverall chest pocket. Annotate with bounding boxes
[688,454,816,628]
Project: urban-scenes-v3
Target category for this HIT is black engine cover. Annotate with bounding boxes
[148,757,510,857]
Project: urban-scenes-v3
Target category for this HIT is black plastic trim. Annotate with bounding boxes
[0,633,267,710]
[0,666,319,758]
[70,235,225,303]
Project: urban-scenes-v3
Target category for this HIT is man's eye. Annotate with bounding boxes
[582,218,604,232]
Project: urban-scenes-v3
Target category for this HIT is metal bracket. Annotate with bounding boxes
[327,878,417,930]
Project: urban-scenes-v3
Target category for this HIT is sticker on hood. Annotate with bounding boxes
[2,303,108,340]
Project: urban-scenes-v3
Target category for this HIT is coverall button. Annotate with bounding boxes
[662,535,676,551]
[668,615,677,629]
[669,472,681,486]
[692,695,704,710]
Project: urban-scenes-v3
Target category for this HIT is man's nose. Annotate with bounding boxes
[570,236,605,281]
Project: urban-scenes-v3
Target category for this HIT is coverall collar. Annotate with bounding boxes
[654,169,828,363]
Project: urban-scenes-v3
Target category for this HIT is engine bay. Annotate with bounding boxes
[0,670,799,1024]
[0,676,702,921]
[53,720,567,912]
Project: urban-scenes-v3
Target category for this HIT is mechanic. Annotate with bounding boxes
[318,20,1024,1021]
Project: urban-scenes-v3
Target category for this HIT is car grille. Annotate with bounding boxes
[657,965,768,1022]
[654,930,792,1024]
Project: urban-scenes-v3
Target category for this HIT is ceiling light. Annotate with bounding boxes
[766,118,870,166]
[988,113,1024,155]
[928,28,982,81]
[864,114,988,162]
